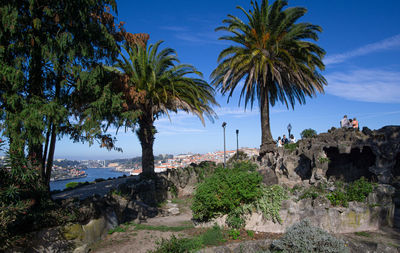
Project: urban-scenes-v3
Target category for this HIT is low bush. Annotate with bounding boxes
[327,177,375,207]
[271,219,349,253]
[191,162,262,221]
[326,190,348,207]
[284,143,298,152]
[255,185,288,223]
[345,177,374,202]
[228,229,240,240]
[226,211,245,229]
[299,178,375,207]
[299,183,327,200]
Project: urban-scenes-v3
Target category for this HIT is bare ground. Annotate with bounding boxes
[89,198,195,253]
[89,196,400,253]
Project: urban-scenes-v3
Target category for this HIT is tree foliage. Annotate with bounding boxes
[108,40,218,175]
[211,0,326,152]
[0,0,129,188]
[300,128,317,138]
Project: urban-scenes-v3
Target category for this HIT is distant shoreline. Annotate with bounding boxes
[50,174,87,182]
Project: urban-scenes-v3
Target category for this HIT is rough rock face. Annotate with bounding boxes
[32,176,168,253]
[166,161,217,197]
[259,126,400,228]
[197,185,395,234]
[260,126,400,186]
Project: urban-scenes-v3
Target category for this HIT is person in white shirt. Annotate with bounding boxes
[340,115,351,128]
[277,136,283,147]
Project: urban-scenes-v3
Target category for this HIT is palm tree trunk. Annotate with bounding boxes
[260,87,275,155]
[138,112,155,177]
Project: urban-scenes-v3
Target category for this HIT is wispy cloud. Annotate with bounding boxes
[175,31,227,45]
[156,124,206,136]
[324,34,400,65]
[325,69,400,103]
[160,26,188,32]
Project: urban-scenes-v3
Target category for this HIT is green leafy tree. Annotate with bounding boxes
[108,40,218,176]
[211,0,326,154]
[300,128,317,138]
[0,0,127,189]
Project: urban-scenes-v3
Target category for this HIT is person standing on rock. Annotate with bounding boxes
[352,118,359,130]
[277,136,283,147]
[282,135,289,144]
[340,115,351,128]
[290,134,296,143]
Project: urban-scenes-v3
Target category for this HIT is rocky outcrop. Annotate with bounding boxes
[197,184,395,234]
[166,161,217,197]
[260,126,400,186]
[28,176,169,253]
[259,126,400,228]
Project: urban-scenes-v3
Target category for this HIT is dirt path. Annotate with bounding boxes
[90,199,194,253]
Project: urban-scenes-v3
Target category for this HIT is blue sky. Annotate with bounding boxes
[53,0,400,160]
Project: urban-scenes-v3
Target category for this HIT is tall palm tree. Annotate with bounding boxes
[111,39,217,176]
[211,0,326,154]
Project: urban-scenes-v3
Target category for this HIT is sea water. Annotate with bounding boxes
[50,167,129,191]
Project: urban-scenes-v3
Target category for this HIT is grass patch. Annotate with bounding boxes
[150,224,226,253]
[284,143,298,152]
[133,223,194,232]
[354,231,371,237]
[108,226,126,234]
[246,230,255,238]
[318,157,330,163]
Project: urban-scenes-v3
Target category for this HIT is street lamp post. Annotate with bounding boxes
[287,123,292,138]
[236,129,239,160]
[222,122,227,168]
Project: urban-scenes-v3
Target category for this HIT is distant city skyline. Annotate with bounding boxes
[2,0,400,160]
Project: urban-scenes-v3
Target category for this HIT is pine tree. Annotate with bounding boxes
[0,0,130,189]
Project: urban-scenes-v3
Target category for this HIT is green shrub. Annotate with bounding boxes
[226,211,245,229]
[299,184,326,200]
[255,185,288,223]
[0,151,49,249]
[191,162,262,221]
[346,177,374,202]
[326,190,348,207]
[326,177,374,207]
[284,143,298,152]
[228,229,241,240]
[271,220,349,253]
[65,182,79,189]
[300,128,317,139]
